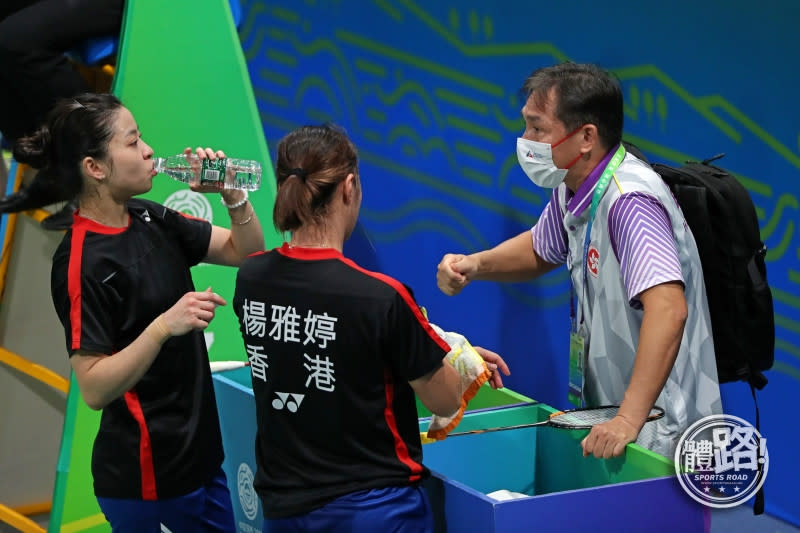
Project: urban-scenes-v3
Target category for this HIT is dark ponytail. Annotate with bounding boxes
[12,126,50,169]
[273,124,358,232]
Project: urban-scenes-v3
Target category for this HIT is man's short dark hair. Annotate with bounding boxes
[521,62,623,150]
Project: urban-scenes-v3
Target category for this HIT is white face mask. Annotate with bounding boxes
[516,137,568,189]
[516,126,583,188]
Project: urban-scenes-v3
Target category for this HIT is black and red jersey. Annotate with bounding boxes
[50,198,223,500]
[233,243,450,519]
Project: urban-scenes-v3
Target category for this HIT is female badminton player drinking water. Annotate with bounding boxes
[13,93,265,532]
[233,123,509,533]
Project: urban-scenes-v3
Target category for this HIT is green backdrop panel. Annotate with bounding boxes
[50,0,279,530]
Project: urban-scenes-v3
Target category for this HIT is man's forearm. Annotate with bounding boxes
[472,231,558,282]
[618,283,687,429]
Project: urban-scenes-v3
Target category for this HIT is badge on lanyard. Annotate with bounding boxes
[566,144,626,408]
[568,330,587,407]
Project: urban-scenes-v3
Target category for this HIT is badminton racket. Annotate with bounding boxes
[439,405,665,438]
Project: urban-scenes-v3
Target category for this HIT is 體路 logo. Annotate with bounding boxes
[674,414,768,508]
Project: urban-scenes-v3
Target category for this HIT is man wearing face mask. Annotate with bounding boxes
[436,62,721,459]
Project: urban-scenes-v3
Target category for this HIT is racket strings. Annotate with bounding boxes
[550,406,664,428]
[551,407,619,427]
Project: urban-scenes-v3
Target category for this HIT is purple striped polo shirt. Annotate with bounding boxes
[531,148,683,305]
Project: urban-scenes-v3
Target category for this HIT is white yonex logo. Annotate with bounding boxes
[272,392,305,412]
[237,462,259,520]
[674,414,768,508]
[164,189,213,223]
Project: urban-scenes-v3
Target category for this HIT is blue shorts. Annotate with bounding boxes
[265,485,433,533]
[97,467,235,532]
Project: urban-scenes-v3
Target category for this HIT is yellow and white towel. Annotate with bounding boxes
[424,322,492,442]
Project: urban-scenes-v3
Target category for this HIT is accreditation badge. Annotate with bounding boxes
[568,330,587,408]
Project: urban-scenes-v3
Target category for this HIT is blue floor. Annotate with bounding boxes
[1,504,799,532]
[712,506,800,533]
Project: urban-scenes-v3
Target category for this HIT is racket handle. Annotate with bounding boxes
[209,360,250,373]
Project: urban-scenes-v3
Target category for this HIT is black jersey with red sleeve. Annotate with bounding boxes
[233,243,451,519]
[50,198,223,500]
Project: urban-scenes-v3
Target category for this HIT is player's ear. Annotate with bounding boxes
[342,173,357,204]
[83,156,108,182]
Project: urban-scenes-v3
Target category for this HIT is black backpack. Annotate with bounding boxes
[640,150,774,516]
[649,154,775,390]
[622,143,776,390]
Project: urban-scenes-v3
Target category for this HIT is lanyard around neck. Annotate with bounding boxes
[569,144,626,331]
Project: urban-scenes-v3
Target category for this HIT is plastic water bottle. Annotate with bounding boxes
[153,154,261,191]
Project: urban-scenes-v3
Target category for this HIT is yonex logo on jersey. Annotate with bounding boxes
[587,245,600,277]
[164,189,213,222]
[272,392,305,412]
[237,463,259,520]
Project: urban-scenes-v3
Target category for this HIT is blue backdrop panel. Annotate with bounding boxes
[238,0,800,525]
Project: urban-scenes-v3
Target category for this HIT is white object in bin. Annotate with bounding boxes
[486,489,529,501]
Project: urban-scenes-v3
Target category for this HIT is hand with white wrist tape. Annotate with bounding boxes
[422,322,509,442]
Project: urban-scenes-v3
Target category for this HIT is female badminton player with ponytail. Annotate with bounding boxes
[14,93,265,532]
[233,123,509,533]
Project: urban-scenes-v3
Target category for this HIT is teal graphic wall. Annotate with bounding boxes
[240,0,799,525]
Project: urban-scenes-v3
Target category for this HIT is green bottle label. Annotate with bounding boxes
[200,158,226,187]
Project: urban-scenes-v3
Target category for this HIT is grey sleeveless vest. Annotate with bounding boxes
[561,153,722,457]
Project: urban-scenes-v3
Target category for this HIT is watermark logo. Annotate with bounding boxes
[164,189,213,223]
[674,414,768,508]
[237,462,259,520]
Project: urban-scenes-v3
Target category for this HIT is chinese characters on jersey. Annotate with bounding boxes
[241,299,339,404]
